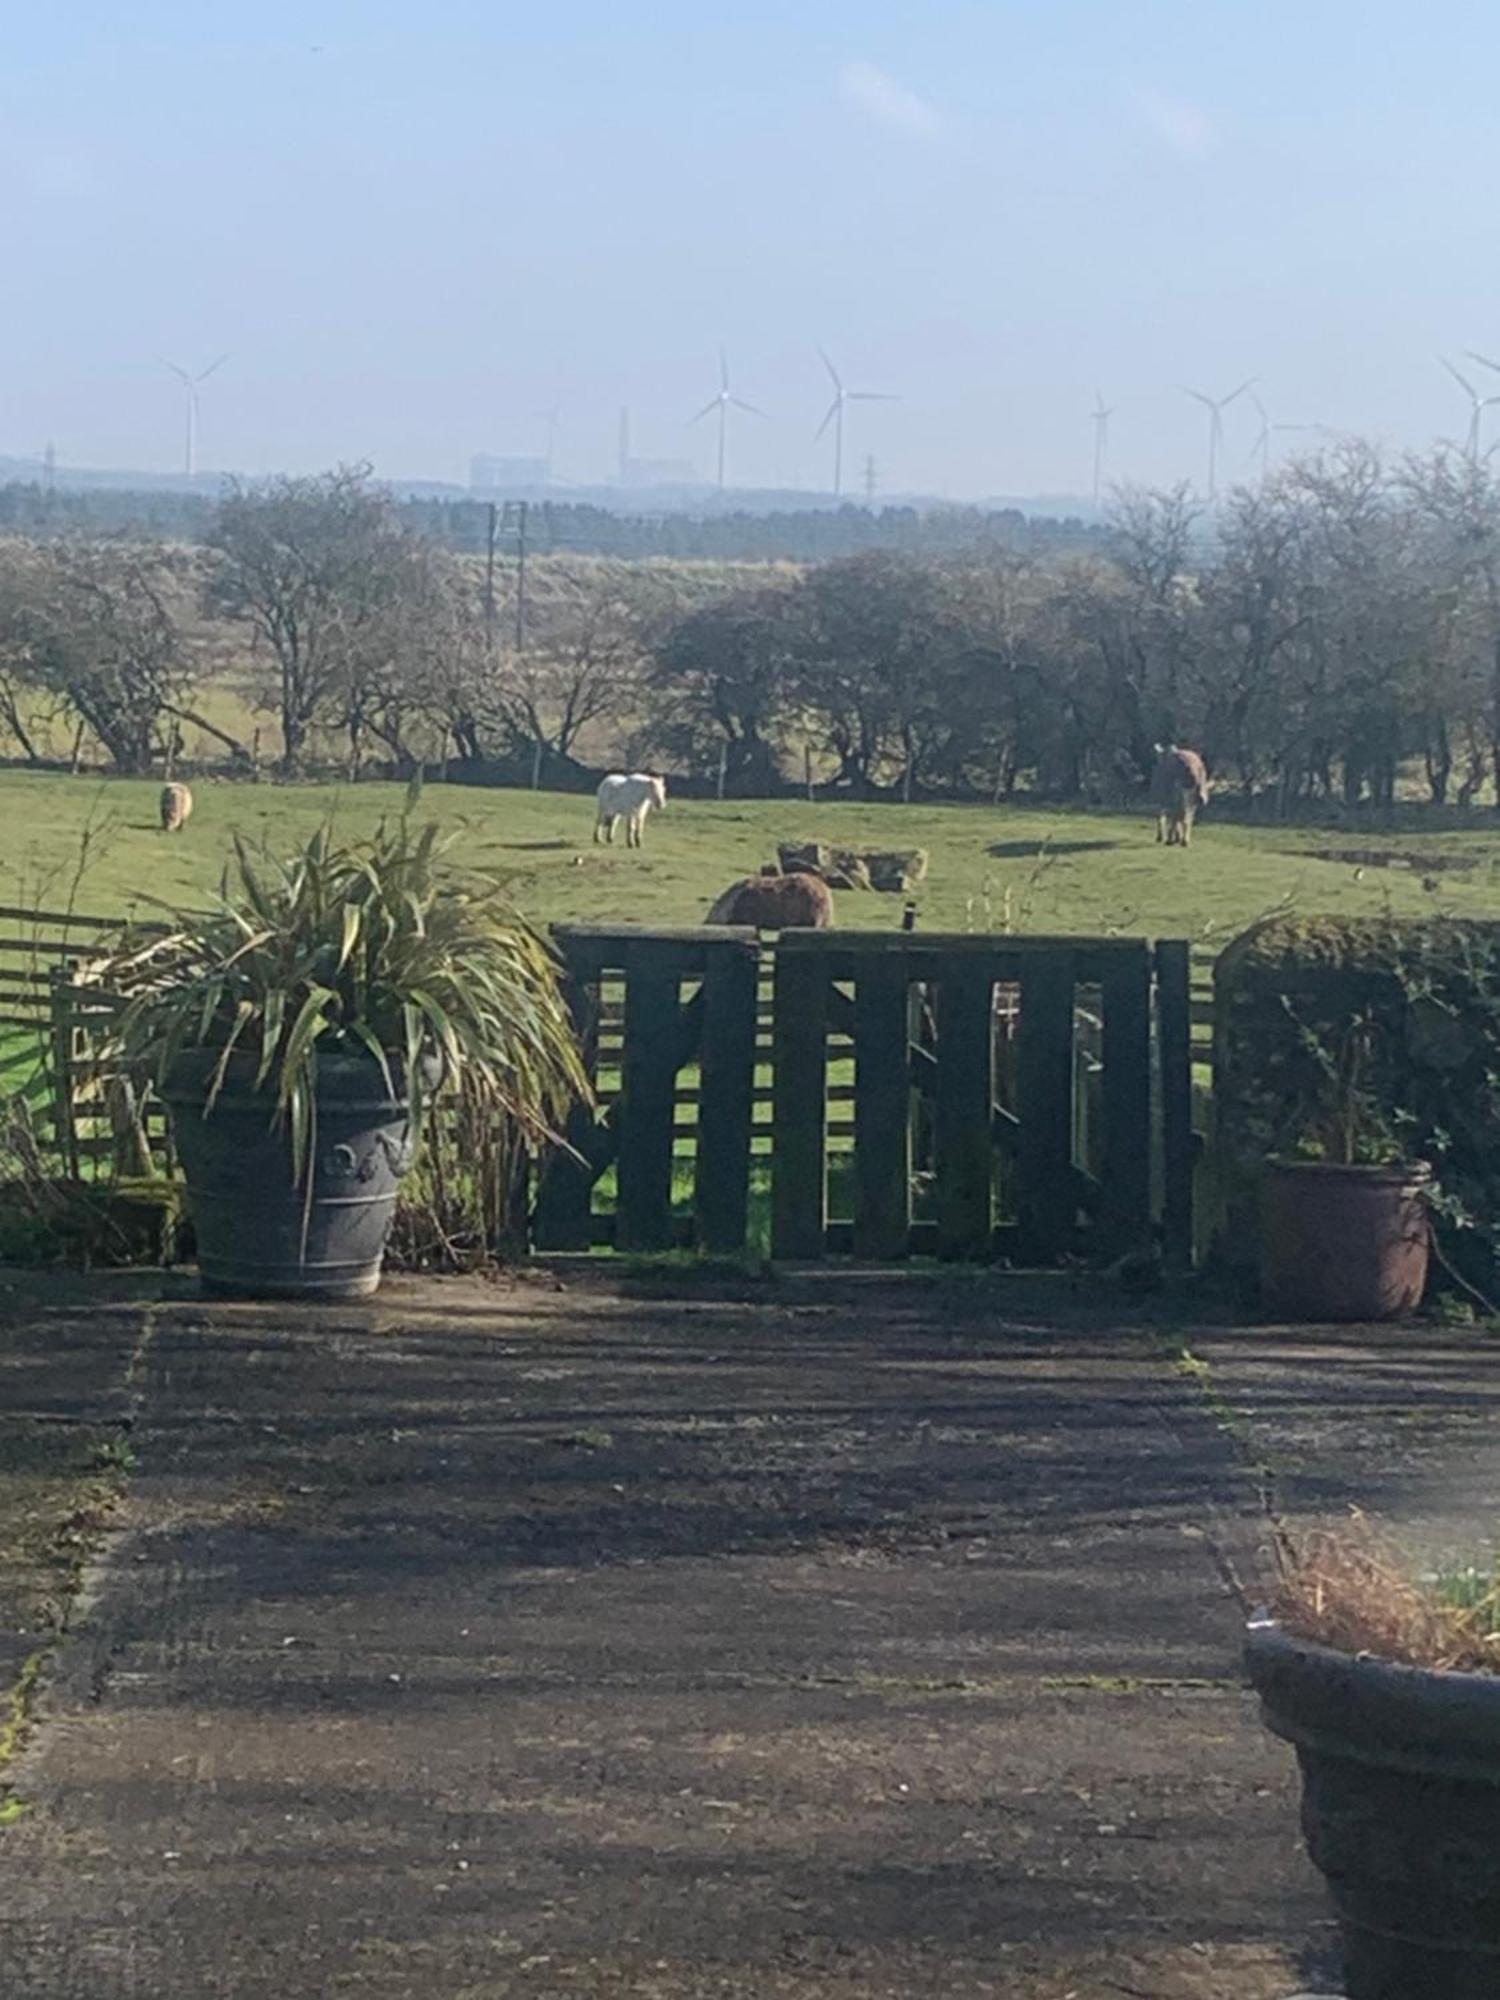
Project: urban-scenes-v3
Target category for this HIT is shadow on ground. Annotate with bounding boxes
[2,1269,1356,1998]
[985,839,1119,859]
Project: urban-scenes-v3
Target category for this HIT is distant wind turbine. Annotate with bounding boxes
[815,348,898,499]
[690,349,766,492]
[1090,393,1114,506]
[1182,377,1255,500]
[1461,352,1500,461]
[161,354,228,477]
[1247,394,1323,480]
[537,406,562,481]
[1440,359,1500,463]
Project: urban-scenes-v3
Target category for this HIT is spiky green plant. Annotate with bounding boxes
[85,816,588,1183]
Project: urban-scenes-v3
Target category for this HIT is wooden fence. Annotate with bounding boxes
[2,903,1201,1264]
[533,925,1195,1266]
[0,903,170,1177]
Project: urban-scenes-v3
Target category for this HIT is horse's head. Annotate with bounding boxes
[651,775,668,811]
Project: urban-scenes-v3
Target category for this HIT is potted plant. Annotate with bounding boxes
[1260,1009,1431,1320]
[88,816,586,1300]
[1247,1514,1500,1998]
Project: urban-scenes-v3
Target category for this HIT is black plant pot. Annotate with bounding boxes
[162,1048,418,1301]
[1246,1619,1500,1998]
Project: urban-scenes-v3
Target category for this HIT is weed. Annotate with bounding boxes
[89,1437,136,1474]
[1265,1510,1500,1672]
[555,1428,614,1451]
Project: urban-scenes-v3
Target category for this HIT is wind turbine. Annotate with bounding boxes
[690,349,766,492]
[1440,359,1500,462]
[1090,392,1114,506]
[1182,377,1255,500]
[815,347,898,499]
[1247,394,1323,480]
[1461,352,1500,461]
[161,354,228,477]
[536,406,562,482]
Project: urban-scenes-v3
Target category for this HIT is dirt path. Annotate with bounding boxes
[2,1270,1342,1998]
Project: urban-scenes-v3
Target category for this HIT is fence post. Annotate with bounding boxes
[934,960,994,1258]
[772,939,828,1259]
[617,948,682,1253]
[1016,949,1076,1263]
[853,954,912,1258]
[1156,939,1195,1270]
[532,950,602,1251]
[696,939,758,1253]
[1098,943,1153,1259]
[48,970,80,1181]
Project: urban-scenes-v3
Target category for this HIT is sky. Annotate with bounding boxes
[5,1,1500,499]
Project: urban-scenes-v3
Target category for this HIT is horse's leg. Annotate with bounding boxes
[1156,812,1166,844]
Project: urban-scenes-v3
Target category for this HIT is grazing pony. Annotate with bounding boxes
[1150,744,1210,847]
[594,772,667,848]
[706,871,834,929]
[159,781,194,833]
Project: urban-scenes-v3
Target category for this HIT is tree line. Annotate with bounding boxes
[4,448,1500,809]
[0,479,1098,566]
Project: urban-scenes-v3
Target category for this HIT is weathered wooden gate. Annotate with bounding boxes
[533,925,1194,1266]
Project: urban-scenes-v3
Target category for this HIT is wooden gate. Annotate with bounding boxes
[533,925,1194,1266]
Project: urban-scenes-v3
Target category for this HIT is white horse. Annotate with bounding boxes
[594,772,667,848]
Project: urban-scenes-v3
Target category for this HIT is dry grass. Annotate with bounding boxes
[1267,1509,1500,1673]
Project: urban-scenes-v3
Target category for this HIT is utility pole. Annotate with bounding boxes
[512,500,528,655]
[483,502,498,660]
[502,500,535,786]
[863,454,877,507]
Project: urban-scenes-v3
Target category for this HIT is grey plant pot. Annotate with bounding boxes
[1247,1617,1500,1999]
[163,1048,418,1302]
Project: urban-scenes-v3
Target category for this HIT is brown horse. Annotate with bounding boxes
[705,872,834,928]
[1150,744,1210,846]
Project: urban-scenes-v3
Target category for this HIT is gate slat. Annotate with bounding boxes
[617,952,682,1252]
[1016,951,1076,1263]
[532,966,603,1250]
[854,957,912,1258]
[1156,939,1195,1269]
[935,962,995,1258]
[695,941,758,1253]
[771,946,828,1259]
[1099,943,1153,1258]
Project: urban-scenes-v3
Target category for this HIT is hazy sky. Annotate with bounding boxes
[6,2,1500,498]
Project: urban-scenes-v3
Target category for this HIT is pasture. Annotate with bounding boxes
[4,767,1500,945]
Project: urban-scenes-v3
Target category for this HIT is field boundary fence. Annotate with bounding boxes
[0,903,177,1178]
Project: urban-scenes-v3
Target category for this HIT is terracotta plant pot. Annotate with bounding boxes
[1260,1159,1431,1321]
[1247,1619,1500,1999]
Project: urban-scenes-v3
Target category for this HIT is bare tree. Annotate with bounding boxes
[0,539,193,774]
[483,561,678,774]
[206,467,417,774]
[643,579,797,791]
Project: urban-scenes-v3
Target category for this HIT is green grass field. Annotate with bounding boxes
[4,767,1500,946]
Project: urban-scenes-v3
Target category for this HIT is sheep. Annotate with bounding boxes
[159,782,194,833]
